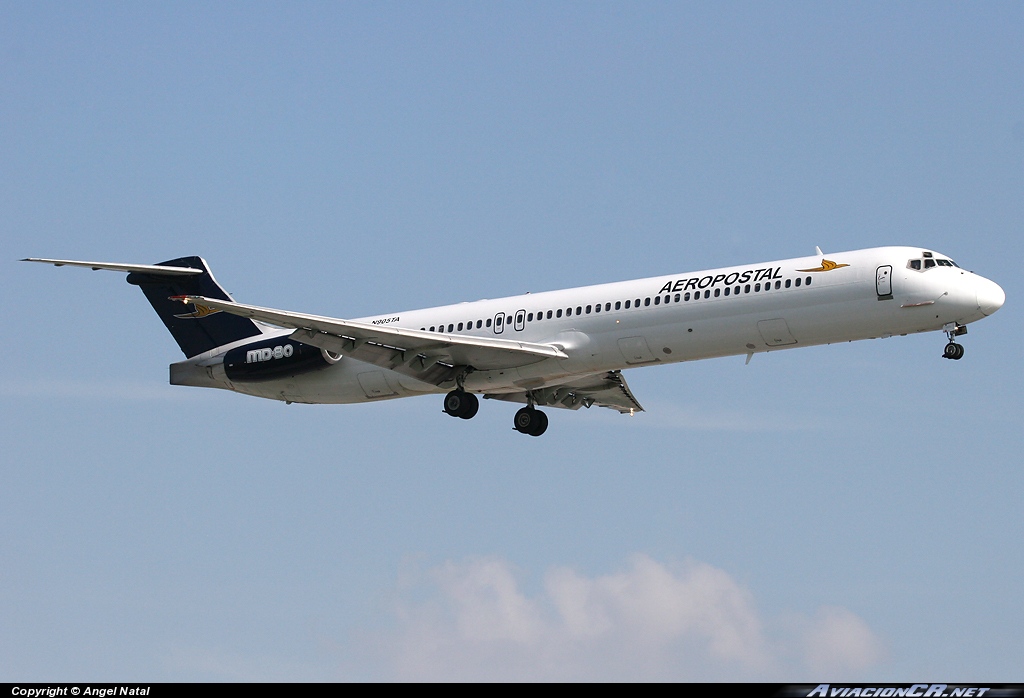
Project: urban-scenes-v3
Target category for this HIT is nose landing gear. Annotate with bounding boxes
[943,342,965,360]
[942,323,968,360]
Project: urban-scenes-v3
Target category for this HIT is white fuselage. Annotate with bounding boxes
[184,246,1004,405]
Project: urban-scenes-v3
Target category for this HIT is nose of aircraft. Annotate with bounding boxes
[977,277,1005,316]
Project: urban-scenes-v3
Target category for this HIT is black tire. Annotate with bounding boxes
[943,343,959,360]
[953,343,965,360]
[444,390,466,417]
[459,392,479,419]
[528,410,548,437]
[514,407,538,434]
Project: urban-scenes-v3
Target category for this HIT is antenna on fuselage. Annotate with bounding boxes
[815,246,823,256]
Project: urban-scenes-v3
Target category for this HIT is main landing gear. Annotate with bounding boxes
[942,323,967,360]
[442,388,552,431]
[514,406,548,437]
[443,389,479,419]
[442,389,549,436]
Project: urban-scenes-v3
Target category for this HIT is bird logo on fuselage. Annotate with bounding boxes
[798,258,850,272]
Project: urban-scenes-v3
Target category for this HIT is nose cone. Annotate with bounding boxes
[977,277,1005,316]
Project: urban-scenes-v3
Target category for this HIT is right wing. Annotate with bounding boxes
[484,370,644,414]
[175,295,568,386]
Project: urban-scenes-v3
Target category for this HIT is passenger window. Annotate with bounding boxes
[430,326,435,332]
[577,306,582,315]
[635,298,641,307]
[724,287,730,296]
[744,284,750,293]
[704,290,711,299]
[684,292,690,301]
[557,309,563,318]
[457,322,463,331]
[486,318,492,327]
[477,320,482,328]
[775,280,781,289]
[586,305,591,314]
[615,301,621,310]
[755,283,761,292]
[806,277,812,285]
[605,302,611,311]
[655,296,661,305]
[785,279,791,289]
[546,310,552,319]
[447,324,454,332]
[625,300,631,309]
[595,304,601,313]
[566,307,572,316]
[795,278,801,287]
[674,294,680,302]
[714,288,720,297]
[527,313,533,322]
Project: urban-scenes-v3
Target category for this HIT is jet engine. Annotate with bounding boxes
[223,336,339,382]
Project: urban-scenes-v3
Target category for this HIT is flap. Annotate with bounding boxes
[484,370,644,414]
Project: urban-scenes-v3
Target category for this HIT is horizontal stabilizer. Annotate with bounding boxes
[22,258,203,276]
[27,256,263,357]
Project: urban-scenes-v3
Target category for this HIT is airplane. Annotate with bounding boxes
[24,245,1004,436]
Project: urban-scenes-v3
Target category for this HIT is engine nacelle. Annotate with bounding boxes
[224,336,337,382]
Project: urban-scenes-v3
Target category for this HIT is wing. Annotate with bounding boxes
[484,370,644,414]
[175,295,568,386]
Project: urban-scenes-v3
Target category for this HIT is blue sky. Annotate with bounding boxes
[2,2,1022,681]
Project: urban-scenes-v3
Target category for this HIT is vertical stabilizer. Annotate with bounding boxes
[126,256,263,357]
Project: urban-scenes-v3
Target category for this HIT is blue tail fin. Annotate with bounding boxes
[126,256,263,358]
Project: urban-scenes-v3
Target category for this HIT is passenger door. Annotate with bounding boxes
[514,309,526,332]
[876,265,893,299]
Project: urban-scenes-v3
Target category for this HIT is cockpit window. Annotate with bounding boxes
[909,256,959,271]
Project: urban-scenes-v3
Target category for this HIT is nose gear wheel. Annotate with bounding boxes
[943,342,964,360]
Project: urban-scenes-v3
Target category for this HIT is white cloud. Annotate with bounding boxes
[382,554,884,681]
[800,606,885,675]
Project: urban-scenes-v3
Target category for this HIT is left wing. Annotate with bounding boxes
[484,370,644,414]
[176,295,568,386]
